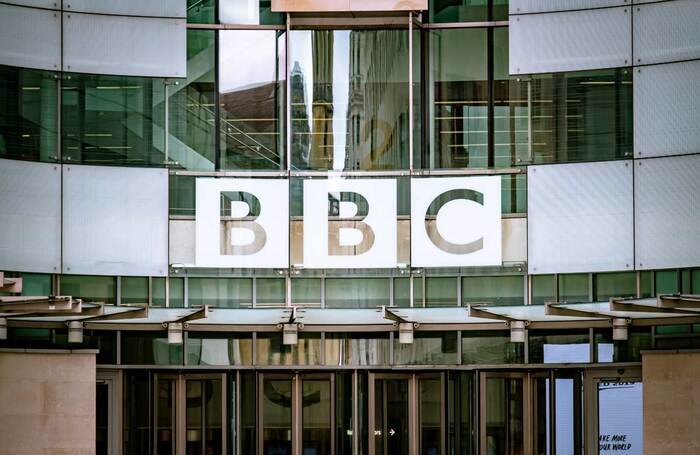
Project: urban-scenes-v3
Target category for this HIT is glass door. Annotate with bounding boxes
[368,373,416,455]
[178,374,226,455]
[418,374,445,455]
[258,373,335,455]
[259,374,294,455]
[154,374,177,455]
[479,372,529,455]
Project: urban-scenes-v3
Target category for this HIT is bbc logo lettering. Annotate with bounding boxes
[195,177,501,268]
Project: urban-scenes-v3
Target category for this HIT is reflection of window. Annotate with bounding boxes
[219,30,286,169]
[529,330,590,363]
[290,29,410,171]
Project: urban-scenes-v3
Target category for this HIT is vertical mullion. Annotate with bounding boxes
[487,27,495,169]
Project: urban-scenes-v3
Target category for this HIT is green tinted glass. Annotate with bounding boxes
[0,65,58,163]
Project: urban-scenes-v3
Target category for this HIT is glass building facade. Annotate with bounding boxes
[1,0,700,454]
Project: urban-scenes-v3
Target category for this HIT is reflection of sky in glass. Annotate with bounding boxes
[219,30,278,93]
[291,31,350,170]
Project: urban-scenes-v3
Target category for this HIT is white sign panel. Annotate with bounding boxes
[195,178,288,268]
[411,176,501,267]
[302,178,397,268]
[598,381,643,455]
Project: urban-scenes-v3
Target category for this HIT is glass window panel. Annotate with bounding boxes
[186,333,253,365]
[461,330,524,364]
[426,28,488,169]
[493,28,528,167]
[462,275,524,306]
[485,377,524,455]
[529,330,590,364]
[151,277,184,307]
[261,378,293,455]
[420,378,442,455]
[169,174,195,216]
[693,269,700,294]
[256,277,285,307]
[219,30,286,170]
[121,276,148,305]
[188,277,252,308]
[0,65,58,163]
[219,0,283,25]
[255,332,320,365]
[559,273,589,303]
[595,272,636,301]
[640,271,653,298]
[425,277,458,307]
[187,0,215,23]
[61,73,166,166]
[532,274,555,305]
[501,173,527,214]
[324,333,390,366]
[18,272,51,296]
[60,274,116,304]
[325,278,389,308]
[427,0,488,23]
[121,331,183,365]
[393,277,423,307]
[507,68,633,165]
[291,278,321,305]
[595,328,652,363]
[394,331,458,364]
[167,30,216,171]
[655,269,679,295]
[290,29,410,171]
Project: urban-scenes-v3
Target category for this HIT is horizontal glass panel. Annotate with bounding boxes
[186,333,253,365]
[289,29,410,171]
[60,274,116,304]
[325,278,390,308]
[324,333,390,366]
[425,277,458,307]
[427,0,497,23]
[655,269,679,295]
[219,30,286,170]
[462,330,524,364]
[188,277,252,308]
[462,275,524,306]
[61,73,166,166]
[531,274,556,305]
[0,64,58,163]
[507,66,633,164]
[256,332,321,365]
[121,276,148,305]
[594,272,635,301]
[152,277,184,308]
[558,273,589,303]
[291,278,322,306]
[219,0,283,25]
[394,331,459,364]
[529,330,590,364]
[256,277,285,307]
[121,331,183,365]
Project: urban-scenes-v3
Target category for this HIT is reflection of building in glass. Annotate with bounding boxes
[309,30,334,169]
[290,61,310,168]
[345,30,409,170]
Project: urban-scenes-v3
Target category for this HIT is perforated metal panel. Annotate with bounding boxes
[66,0,185,18]
[62,165,169,276]
[635,155,700,270]
[528,161,634,274]
[0,159,61,273]
[634,60,700,158]
[634,0,700,66]
[0,4,61,71]
[509,7,631,75]
[62,13,186,77]
[510,0,625,15]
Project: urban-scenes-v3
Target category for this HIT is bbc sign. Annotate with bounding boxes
[195,177,501,269]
